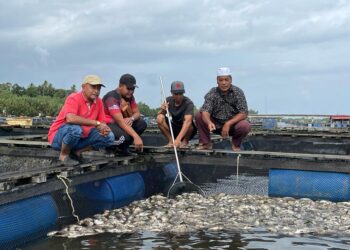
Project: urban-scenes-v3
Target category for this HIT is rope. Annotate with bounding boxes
[56,174,80,223]
[166,172,180,198]
[236,154,241,186]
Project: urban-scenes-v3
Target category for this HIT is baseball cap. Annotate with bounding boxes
[83,75,105,87]
[217,67,231,76]
[119,73,138,88]
[171,81,185,94]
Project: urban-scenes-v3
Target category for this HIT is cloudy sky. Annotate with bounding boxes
[0,0,349,114]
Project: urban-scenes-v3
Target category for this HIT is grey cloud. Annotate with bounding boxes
[0,0,349,114]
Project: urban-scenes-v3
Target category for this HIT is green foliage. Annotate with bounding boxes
[137,102,159,117]
[0,81,75,116]
[249,109,259,114]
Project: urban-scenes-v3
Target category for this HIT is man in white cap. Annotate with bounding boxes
[48,75,115,165]
[157,81,197,148]
[195,67,251,151]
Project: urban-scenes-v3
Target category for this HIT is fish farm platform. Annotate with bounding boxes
[1,132,350,205]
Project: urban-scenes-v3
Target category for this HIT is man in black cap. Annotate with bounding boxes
[103,73,147,155]
[157,81,197,148]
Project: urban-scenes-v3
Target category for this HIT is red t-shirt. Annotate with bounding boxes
[48,92,106,144]
[102,90,138,124]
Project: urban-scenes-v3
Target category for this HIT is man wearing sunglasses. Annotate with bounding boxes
[157,81,197,148]
[103,73,147,155]
[48,75,115,165]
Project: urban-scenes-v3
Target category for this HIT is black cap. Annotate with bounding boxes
[119,73,138,88]
[171,81,185,94]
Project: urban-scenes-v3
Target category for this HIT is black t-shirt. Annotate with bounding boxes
[166,96,194,126]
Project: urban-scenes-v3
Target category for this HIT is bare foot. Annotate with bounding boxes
[195,143,213,150]
[232,145,241,151]
[179,143,190,149]
[163,143,173,148]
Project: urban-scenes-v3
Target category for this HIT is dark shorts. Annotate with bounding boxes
[165,119,197,140]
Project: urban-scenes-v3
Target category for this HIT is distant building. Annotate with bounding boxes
[330,115,350,128]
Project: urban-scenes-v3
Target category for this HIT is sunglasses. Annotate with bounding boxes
[127,87,135,91]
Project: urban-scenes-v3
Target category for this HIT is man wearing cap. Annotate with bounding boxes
[48,75,115,165]
[195,67,251,151]
[157,81,197,148]
[103,73,147,155]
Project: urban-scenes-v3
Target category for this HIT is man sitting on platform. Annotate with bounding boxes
[48,75,115,165]
[102,73,147,156]
[195,67,251,151]
[157,81,197,148]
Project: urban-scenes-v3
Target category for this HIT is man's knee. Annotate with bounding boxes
[137,119,147,133]
[68,125,83,138]
[105,132,115,144]
[236,120,251,135]
[194,112,202,122]
[157,114,166,125]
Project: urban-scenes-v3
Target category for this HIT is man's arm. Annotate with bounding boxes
[224,112,247,127]
[112,113,139,138]
[66,113,110,135]
[221,112,247,138]
[130,105,141,121]
[200,89,216,131]
[222,87,249,138]
[202,111,216,131]
[111,112,143,151]
[124,101,141,126]
[66,113,99,126]
[174,115,192,146]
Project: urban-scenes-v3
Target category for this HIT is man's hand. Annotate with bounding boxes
[221,123,230,138]
[134,135,144,152]
[160,102,169,113]
[124,117,134,127]
[97,122,111,136]
[174,138,181,148]
[208,122,216,132]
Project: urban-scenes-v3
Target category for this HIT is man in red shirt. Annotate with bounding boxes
[48,75,115,165]
[102,74,147,156]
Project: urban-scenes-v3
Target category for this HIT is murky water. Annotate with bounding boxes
[24,230,350,250]
[20,173,350,250]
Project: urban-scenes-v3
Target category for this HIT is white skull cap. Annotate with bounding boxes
[217,67,231,76]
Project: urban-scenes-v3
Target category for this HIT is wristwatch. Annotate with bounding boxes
[96,120,101,126]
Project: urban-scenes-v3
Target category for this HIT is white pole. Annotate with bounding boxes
[160,76,183,182]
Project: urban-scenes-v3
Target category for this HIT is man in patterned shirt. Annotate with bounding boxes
[195,67,251,151]
[102,74,147,155]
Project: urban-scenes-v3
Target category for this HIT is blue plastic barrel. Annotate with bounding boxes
[262,119,277,129]
[0,194,58,248]
[269,169,350,202]
[76,172,145,207]
[163,163,178,180]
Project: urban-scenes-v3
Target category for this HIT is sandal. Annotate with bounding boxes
[195,143,213,150]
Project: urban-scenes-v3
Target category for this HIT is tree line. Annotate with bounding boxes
[0,81,159,117]
[0,81,257,117]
